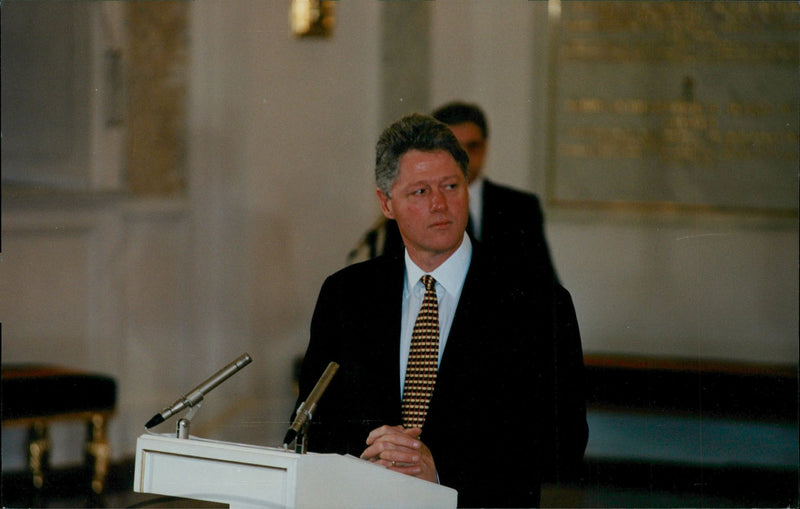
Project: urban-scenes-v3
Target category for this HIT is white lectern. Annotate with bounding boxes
[134,434,457,508]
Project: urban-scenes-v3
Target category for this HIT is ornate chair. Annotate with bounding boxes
[1,365,117,496]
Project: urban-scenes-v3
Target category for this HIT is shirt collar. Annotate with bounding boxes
[468,177,484,239]
[404,234,472,296]
[468,176,484,200]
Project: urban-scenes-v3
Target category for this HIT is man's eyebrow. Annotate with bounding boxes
[405,180,429,187]
[401,176,457,189]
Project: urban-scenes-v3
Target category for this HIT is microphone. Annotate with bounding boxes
[347,215,386,262]
[144,353,253,429]
[283,361,339,447]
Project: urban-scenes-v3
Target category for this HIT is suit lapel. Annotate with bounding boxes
[425,250,489,422]
[368,255,406,421]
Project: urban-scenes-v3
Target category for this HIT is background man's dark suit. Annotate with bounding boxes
[296,245,587,508]
[383,179,559,282]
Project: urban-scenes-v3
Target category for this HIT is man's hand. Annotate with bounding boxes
[360,425,437,483]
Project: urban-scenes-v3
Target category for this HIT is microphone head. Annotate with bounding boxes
[282,428,297,448]
[145,413,165,429]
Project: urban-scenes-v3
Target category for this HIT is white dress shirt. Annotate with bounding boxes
[399,234,472,397]
[468,177,484,241]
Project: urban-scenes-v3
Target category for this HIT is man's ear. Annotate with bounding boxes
[376,188,395,219]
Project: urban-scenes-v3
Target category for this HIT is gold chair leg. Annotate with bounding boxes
[27,421,50,490]
[85,413,110,494]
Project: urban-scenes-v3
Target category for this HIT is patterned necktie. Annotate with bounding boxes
[402,275,439,429]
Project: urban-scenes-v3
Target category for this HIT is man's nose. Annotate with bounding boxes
[430,189,447,211]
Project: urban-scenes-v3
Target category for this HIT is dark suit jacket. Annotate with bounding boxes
[382,179,559,282]
[295,246,587,508]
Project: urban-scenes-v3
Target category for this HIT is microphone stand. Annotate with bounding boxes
[346,216,386,263]
[294,420,309,454]
[283,361,339,453]
[176,403,202,439]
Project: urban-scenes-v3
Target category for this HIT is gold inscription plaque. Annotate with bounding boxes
[547,1,799,214]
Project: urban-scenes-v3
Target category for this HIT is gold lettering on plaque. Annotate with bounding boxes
[560,2,799,64]
[561,97,798,164]
[550,1,798,211]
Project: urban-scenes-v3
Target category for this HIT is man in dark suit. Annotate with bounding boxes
[378,101,558,282]
[295,114,587,507]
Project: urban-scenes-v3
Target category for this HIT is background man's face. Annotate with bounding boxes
[447,122,487,183]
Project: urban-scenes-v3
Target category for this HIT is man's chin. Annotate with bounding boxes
[430,235,465,254]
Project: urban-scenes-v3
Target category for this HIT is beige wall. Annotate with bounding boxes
[1,1,797,466]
